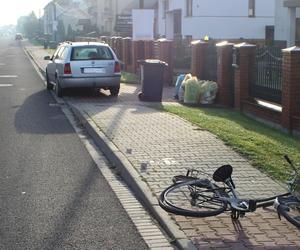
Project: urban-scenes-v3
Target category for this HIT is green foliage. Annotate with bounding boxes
[17,12,39,39]
[66,25,75,41]
[57,19,65,42]
[121,71,140,84]
[162,105,300,182]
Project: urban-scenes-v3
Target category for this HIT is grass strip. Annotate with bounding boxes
[121,71,140,84]
[162,104,300,182]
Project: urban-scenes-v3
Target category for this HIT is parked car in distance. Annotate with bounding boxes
[44,41,121,97]
[15,33,23,40]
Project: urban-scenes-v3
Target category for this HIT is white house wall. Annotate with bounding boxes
[159,0,275,40]
[275,0,300,42]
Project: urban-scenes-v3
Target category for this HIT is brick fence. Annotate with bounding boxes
[75,36,174,86]
[75,36,300,135]
[216,42,300,135]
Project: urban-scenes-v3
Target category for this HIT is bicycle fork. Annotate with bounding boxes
[224,178,257,220]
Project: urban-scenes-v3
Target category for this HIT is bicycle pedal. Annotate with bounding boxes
[172,175,197,184]
[248,200,257,212]
[186,168,201,178]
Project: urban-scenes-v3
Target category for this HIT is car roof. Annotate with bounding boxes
[60,41,109,47]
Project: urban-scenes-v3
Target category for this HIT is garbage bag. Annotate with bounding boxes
[184,77,201,104]
[199,81,218,104]
[178,74,192,102]
[174,74,185,99]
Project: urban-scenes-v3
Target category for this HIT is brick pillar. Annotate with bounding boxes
[191,40,208,79]
[115,37,123,60]
[122,37,132,71]
[106,36,112,48]
[158,39,173,86]
[132,40,145,74]
[233,43,256,110]
[144,40,154,59]
[216,41,234,107]
[100,36,108,43]
[281,47,300,131]
[111,36,117,52]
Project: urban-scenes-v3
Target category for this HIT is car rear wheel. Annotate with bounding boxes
[109,86,120,96]
[46,72,53,90]
[55,77,63,97]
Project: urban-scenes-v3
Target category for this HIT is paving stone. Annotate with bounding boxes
[63,88,299,249]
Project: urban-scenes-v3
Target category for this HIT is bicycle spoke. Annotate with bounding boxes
[164,183,225,212]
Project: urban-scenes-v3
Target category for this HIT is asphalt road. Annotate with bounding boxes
[0,38,148,250]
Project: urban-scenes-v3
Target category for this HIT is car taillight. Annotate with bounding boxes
[64,63,72,74]
[114,62,121,73]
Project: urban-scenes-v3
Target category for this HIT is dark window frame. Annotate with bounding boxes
[186,0,193,17]
[248,0,255,17]
[162,0,169,19]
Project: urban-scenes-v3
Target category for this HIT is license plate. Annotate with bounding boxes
[84,68,105,74]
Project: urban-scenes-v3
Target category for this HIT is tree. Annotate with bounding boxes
[66,24,75,41]
[17,12,39,39]
[57,19,66,42]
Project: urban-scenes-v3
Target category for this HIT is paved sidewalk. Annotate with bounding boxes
[26,45,300,249]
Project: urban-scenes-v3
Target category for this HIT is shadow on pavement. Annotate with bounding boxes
[14,90,74,134]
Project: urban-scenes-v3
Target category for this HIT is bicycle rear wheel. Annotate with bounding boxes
[277,196,300,229]
[159,179,227,217]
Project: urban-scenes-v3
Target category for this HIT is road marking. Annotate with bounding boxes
[0,84,13,87]
[26,47,174,249]
[0,75,18,78]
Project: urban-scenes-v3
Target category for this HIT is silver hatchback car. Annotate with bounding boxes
[44,41,121,97]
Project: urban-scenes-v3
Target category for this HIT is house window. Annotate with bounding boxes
[186,0,193,17]
[248,0,255,17]
[162,0,169,19]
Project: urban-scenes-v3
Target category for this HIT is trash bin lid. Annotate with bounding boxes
[138,59,168,66]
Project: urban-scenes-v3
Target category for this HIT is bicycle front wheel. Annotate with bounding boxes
[277,196,300,229]
[159,179,227,217]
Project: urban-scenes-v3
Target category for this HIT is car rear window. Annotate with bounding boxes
[71,46,114,61]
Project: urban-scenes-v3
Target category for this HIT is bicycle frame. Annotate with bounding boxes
[184,167,287,220]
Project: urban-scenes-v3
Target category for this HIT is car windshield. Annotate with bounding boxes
[71,46,114,61]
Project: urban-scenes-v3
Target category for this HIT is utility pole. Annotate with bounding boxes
[139,0,144,9]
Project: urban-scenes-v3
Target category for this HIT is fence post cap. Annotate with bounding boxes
[216,41,234,47]
[234,42,256,48]
[191,39,207,45]
[282,46,300,53]
[157,38,172,43]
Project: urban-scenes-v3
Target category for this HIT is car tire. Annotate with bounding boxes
[46,72,53,90]
[109,85,120,96]
[55,77,63,97]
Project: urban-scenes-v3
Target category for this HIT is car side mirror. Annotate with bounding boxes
[44,56,51,60]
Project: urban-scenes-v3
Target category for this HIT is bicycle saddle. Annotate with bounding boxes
[213,165,235,188]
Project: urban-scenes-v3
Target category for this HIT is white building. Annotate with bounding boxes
[158,0,275,40]
[275,0,300,46]
[43,1,91,41]
[87,0,157,36]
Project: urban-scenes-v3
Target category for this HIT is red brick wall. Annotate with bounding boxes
[191,40,208,79]
[281,47,300,131]
[243,101,282,125]
[233,43,256,110]
[216,42,234,107]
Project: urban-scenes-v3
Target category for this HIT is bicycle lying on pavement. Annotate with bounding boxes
[274,156,300,229]
[159,155,300,229]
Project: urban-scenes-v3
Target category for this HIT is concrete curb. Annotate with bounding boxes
[70,106,197,250]
[24,45,197,250]
[23,47,47,77]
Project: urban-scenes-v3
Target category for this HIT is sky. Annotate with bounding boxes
[0,0,51,26]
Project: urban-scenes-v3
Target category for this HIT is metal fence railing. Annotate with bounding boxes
[252,47,283,104]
